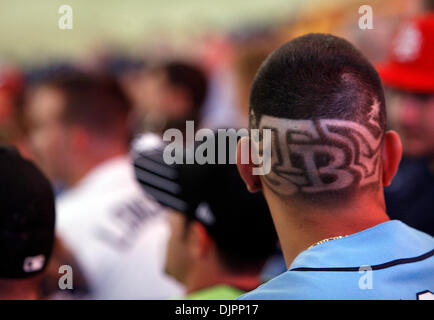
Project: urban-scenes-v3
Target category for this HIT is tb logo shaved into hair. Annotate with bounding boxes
[260,102,382,196]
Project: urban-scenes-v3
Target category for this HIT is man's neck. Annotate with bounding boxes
[67,148,127,187]
[267,192,390,268]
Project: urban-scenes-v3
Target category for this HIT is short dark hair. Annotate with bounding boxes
[164,62,208,113]
[36,71,132,140]
[147,61,208,123]
[250,33,387,203]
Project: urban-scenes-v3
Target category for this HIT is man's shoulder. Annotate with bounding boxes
[238,252,434,300]
[237,270,320,300]
[238,222,434,300]
[57,157,153,210]
[239,268,372,300]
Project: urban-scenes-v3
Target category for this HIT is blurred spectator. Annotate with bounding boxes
[135,131,278,299]
[196,34,242,130]
[129,61,208,136]
[23,71,183,299]
[0,67,30,156]
[0,146,55,300]
[0,67,21,142]
[199,29,277,130]
[231,27,277,124]
[378,13,434,236]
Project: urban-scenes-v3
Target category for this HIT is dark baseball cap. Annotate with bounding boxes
[134,131,278,266]
[0,146,55,278]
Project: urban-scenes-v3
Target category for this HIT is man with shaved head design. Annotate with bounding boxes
[236,34,434,300]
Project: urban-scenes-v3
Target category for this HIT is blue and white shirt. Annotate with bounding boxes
[238,220,434,300]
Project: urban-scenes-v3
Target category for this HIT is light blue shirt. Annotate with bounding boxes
[238,220,434,300]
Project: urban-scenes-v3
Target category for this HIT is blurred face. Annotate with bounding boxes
[165,210,194,284]
[134,69,192,125]
[386,89,434,158]
[25,86,71,182]
[137,69,167,114]
[0,90,15,143]
[0,90,13,124]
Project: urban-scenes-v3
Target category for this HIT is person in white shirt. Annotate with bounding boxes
[24,70,183,299]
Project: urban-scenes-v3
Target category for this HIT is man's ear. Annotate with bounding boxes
[189,221,212,259]
[381,130,403,187]
[236,136,262,193]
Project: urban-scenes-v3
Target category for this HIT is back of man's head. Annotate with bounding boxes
[249,33,388,205]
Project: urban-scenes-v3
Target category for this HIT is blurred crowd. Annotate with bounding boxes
[0,0,433,300]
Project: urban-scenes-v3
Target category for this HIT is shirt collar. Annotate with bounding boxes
[288,220,415,271]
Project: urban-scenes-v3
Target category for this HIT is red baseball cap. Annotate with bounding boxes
[377,13,434,93]
[0,67,23,95]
